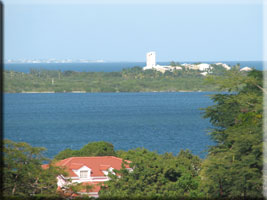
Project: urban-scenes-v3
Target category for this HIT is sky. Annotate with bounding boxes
[3,0,263,62]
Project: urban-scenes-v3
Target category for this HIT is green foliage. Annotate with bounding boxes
[58,182,94,197]
[99,148,202,198]
[3,139,64,197]
[200,69,263,198]
[54,141,116,160]
[209,64,228,76]
[53,148,75,160]
[170,61,181,66]
[2,195,65,200]
[4,66,220,93]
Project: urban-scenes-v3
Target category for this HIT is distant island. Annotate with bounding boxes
[4,53,254,93]
[4,61,252,93]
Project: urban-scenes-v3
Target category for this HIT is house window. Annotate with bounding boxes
[80,170,88,178]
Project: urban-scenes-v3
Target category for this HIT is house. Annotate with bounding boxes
[42,156,132,198]
[240,66,252,71]
[214,62,231,70]
[200,72,208,76]
[181,63,212,71]
[196,63,212,71]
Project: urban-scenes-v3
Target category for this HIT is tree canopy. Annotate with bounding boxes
[54,141,116,160]
[98,69,264,199]
[3,139,64,197]
[200,69,263,198]
[99,148,202,198]
[4,65,223,93]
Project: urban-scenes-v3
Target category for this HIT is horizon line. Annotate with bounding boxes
[4,60,263,63]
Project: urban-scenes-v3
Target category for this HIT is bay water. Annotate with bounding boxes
[4,92,216,159]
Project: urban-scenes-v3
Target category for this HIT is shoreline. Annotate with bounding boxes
[4,90,218,94]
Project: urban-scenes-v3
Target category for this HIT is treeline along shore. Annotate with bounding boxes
[4,64,241,93]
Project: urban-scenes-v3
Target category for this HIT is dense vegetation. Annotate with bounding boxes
[100,149,202,198]
[54,141,116,160]
[99,69,264,199]
[2,139,65,198]
[200,69,264,198]
[3,69,264,199]
[4,65,230,93]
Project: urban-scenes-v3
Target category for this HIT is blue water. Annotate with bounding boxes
[4,61,263,73]
[4,92,216,159]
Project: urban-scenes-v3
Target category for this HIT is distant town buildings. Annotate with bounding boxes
[142,52,253,75]
[143,52,181,73]
[181,63,211,71]
[215,63,231,70]
[240,66,253,72]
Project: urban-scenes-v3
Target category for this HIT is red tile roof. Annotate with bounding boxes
[42,164,49,169]
[43,156,131,177]
[99,165,111,170]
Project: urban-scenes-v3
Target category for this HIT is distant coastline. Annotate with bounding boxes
[4,64,256,94]
[8,90,201,94]
[4,61,263,73]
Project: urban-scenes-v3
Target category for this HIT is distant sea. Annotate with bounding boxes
[4,61,263,73]
[4,92,216,159]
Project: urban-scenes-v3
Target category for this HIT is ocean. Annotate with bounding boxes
[4,61,263,73]
[4,92,216,159]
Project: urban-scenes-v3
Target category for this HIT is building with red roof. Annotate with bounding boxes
[42,156,131,197]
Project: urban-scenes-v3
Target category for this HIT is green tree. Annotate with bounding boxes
[54,141,116,160]
[170,61,176,66]
[99,148,202,198]
[57,182,94,198]
[200,69,263,198]
[3,139,63,197]
[4,66,220,93]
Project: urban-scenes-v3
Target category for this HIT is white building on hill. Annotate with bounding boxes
[181,63,212,71]
[215,63,231,70]
[240,66,252,71]
[146,52,156,68]
[143,52,182,73]
[142,52,237,75]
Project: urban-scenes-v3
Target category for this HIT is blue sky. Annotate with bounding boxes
[4,0,263,62]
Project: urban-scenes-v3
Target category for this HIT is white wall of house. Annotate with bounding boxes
[57,175,67,187]
[57,165,133,189]
[57,166,116,187]
[72,165,92,179]
[196,63,211,71]
[240,67,252,71]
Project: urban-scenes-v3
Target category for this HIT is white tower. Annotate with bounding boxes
[146,52,156,68]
